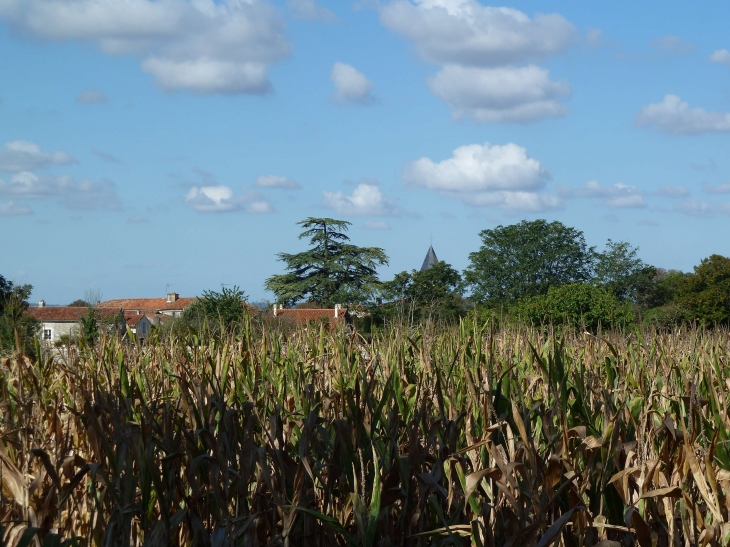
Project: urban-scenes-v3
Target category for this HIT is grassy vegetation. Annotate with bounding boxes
[2,316,730,546]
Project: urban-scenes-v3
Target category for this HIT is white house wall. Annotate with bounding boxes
[39,321,79,344]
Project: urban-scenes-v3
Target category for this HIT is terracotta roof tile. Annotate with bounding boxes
[98,297,198,311]
[273,308,348,323]
[27,307,122,322]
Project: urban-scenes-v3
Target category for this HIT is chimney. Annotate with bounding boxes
[38,299,45,308]
[273,304,278,317]
[334,304,341,318]
[166,292,179,303]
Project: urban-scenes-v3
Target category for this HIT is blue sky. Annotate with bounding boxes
[1,0,730,304]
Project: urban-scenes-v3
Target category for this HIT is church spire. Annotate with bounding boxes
[420,245,439,271]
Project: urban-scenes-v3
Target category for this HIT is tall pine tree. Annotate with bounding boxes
[265,218,388,306]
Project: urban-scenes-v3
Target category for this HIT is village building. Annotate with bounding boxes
[98,292,196,318]
[271,303,350,326]
[26,301,122,345]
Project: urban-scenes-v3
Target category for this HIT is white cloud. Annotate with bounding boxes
[378,1,574,122]
[331,62,376,104]
[0,171,121,210]
[650,35,695,54]
[404,142,548,192]
[0,141,74,172]
[637,94,730,135]
[0,201,31,216]
[403,141,560,211]
[0,0,289,95]
[703,181,730,194]
[255,175,301,189]
[675,199,715,217]
[379,1,576,66]
[710,49,730,67]
[578,180,646,208]
[185,185,271,213]
[364,220,391,230]
[76,89,108,104]
[322,183,398,216]
[655,184,689,198]
[428,64,569,122]
[288,0,337,22]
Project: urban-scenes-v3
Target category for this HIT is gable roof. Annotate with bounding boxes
[124,312,153,326]
[420,245,440,271]
[273,308,348,323]
[27,307,122,322]
[98,297,197,311]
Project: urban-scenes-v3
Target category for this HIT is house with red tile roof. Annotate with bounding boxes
[26,302,122,345]
[271,304,350,326]
[98,292,195,318]
[124,312,155,342]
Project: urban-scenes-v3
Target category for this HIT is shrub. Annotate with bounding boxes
[513,282,633,331]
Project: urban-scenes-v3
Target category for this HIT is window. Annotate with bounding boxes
[43,329,52,340]
[142,322,147,334]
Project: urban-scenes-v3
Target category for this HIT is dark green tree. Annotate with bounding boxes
[182,285,248,331]
[514,282,633,332]
[676,254,730,325]
[594,240,654,302]
[265,218,388,306]
[68,299,90,307]
[380,262,464,322]
[464,219,595,303]
[80,307,100,346]
[0,281,37,355]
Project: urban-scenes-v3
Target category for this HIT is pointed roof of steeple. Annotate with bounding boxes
[420,245,440,271]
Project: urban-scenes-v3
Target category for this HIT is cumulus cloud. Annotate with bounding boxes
[322,183,398,216]
[331,62,376,104]
[404,141,560,212]
[76,89,108,104]
[91,148,120,163]
[650,35,695,54]
[379,1,576,66]
[288,0,337,22]
[364,220,391,230]
[0,171,121,210]
[703,181,730,194]
[0,0,289,94]
[379,1,574,122]
[578,180,646,208]
[404,142,548,192]
[0,201,32,216]
[0,141,74,172]
[637,95,730,135]
[656,185,690,198]
[428,64,569,122]
[674,199,717,217]
[255,175,301,189]
[710,49,730,66]
[185,185,271,213]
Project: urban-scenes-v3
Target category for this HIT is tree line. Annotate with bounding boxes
[265,217,730,330]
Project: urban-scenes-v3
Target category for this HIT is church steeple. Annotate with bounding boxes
[420,245,439,271]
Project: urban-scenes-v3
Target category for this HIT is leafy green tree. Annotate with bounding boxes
[182,285,248,331]
[266,218,388,306]
[465,220,595,303]
[514,282,633,332]
[677,255,730,325]
[68,299,90,307]
[80,307,100,346]
[380,262,465,322]
[0,281,37,355]
[594,240,654,302]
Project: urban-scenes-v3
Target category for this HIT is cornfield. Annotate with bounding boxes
[2,316,730,546]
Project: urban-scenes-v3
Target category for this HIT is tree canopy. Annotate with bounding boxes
[594,240,654,302]
[464,219,595,303]
[380,261,464,322]
[677,254,730,325]
[182,285,248,332]
[265,218,388,307]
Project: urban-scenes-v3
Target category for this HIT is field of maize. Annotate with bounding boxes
[1,316,730,546]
